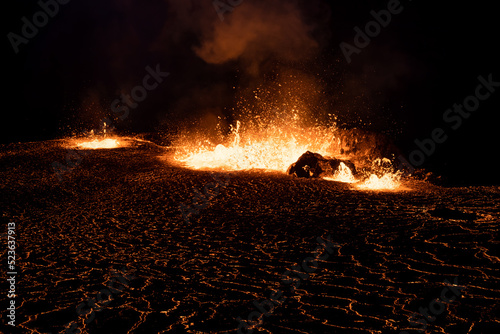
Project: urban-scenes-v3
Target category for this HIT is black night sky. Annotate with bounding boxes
[3,0,499,185]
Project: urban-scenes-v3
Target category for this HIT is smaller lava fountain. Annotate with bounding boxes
[76,138,121,149]
[323,162,357,184]
[354,172,401,190]
[352,158,402,191]
[287,152,402,191]
[68,123,130,149]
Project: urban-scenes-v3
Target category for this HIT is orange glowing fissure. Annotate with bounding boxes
[174,118,403,191]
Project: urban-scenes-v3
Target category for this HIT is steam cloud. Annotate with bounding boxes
[193,1,319,70]
[153,0,326,132]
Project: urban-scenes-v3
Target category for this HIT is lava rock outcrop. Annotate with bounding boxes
[286,151,356,178]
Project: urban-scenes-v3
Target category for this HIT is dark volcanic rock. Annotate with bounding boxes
[287,151,356,178]
[428,207,477,221]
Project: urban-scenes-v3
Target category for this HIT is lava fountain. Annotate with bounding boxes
[323,162,357,183]
[173,73,403,191]
[353,158,402,191]
[67,123,131,149]
[173,115,403,191]
[76,138,121,149]
[174,115,338,172]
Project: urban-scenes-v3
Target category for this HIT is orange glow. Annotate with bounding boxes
[76,138,121,149]
[174,118,405,190]
[323,162,357,183]
[355,172,401,190]
[322,159,402,190]
[355,158,402,191]
[174,118,339,172]
[68,122,128,149]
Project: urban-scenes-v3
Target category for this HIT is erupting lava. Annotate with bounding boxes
[173,75,404,190]
[354,173,402,190]
[67,123,130,149]
[174,119,335,172]
[322,160,402,190]
[76,138,121,149]
[67,123,133,149]
[353,158,402,191]
[174,117,404,191]
[323,162,357,183]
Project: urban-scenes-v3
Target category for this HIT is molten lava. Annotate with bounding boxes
[174,118,404,191]
[76,138,121,149]
[354,158,402,190]
[175,120,336,172]
[68,122,129,149]
[355,173,401,191]
[323,162,357,183]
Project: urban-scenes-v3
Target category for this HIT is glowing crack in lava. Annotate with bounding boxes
[174,119,403,191]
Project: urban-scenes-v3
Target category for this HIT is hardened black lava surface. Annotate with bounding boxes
[1,139,499,334]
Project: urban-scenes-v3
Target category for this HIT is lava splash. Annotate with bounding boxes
[174,120,336,172]
[76,138,122,149]
[174,118,404,191]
